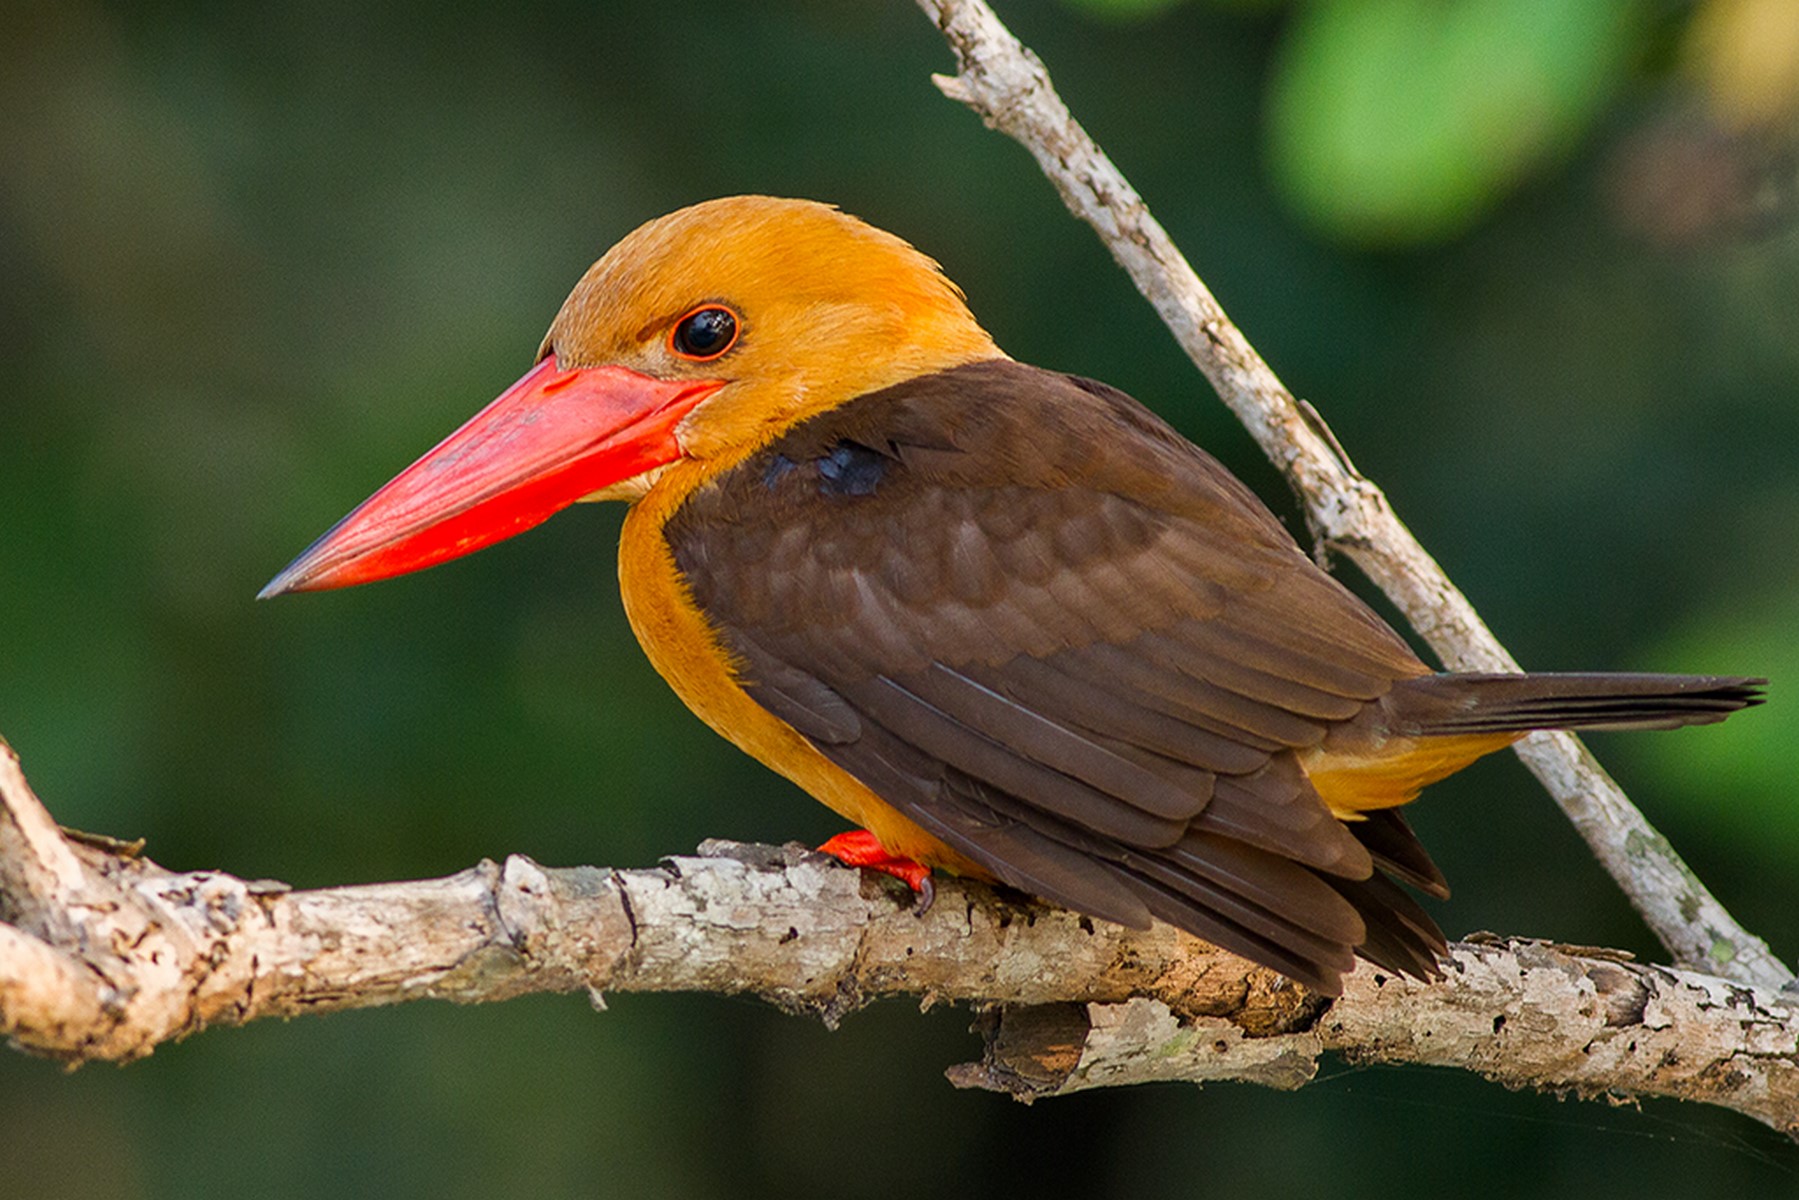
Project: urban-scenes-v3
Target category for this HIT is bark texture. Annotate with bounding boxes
[2,743,1795,1135]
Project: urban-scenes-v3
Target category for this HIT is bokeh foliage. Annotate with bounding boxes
[3,0,1797,1195]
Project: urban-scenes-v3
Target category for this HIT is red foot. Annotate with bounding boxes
[817,830,935,912]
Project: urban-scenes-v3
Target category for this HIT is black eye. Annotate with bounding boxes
[670,305,740,361]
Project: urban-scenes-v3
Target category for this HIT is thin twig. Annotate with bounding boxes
[913,0,1790,989]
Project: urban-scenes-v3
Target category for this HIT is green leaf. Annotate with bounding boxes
[1269,0,1639,244]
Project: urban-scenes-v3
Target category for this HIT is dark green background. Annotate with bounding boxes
[4,1,1797,1194]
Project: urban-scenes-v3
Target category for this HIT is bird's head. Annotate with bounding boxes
[260,196,999,597]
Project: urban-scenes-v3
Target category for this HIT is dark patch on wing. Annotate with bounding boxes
[666,359,1443,993]
[756,442,891,498]
[817,441,890,496]
[763,454,798,488]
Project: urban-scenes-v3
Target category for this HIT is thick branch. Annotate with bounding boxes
[1,744,1794,1136]
[914,0,1790,989]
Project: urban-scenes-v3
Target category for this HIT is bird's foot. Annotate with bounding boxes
[817,830,935,914]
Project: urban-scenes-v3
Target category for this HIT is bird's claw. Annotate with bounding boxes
[816,830,935,915]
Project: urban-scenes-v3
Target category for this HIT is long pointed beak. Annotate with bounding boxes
[260,359,723,597]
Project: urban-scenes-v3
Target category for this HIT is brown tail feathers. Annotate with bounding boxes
[1386,673,1766,736]
[1303,673,1767,819]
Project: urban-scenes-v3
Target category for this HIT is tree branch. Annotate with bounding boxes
[913,0,1790,990]
[1,741,1794,1134]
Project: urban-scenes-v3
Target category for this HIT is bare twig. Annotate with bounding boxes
[913,0,1790,989]
[1,744,1792,1134]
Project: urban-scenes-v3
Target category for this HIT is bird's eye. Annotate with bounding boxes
[669,305,740,361]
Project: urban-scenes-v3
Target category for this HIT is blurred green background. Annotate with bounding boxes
[4,0,1798,1194]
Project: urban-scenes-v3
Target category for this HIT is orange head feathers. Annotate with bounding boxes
[546,197,1000,468]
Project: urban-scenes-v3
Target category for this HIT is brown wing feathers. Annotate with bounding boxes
[666,360,1763,994]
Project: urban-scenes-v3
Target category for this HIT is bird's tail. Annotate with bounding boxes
[1388,672,1767,735]
[1304,673,1765,819]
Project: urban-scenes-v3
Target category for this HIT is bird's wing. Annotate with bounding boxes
[665,360,1441,990]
